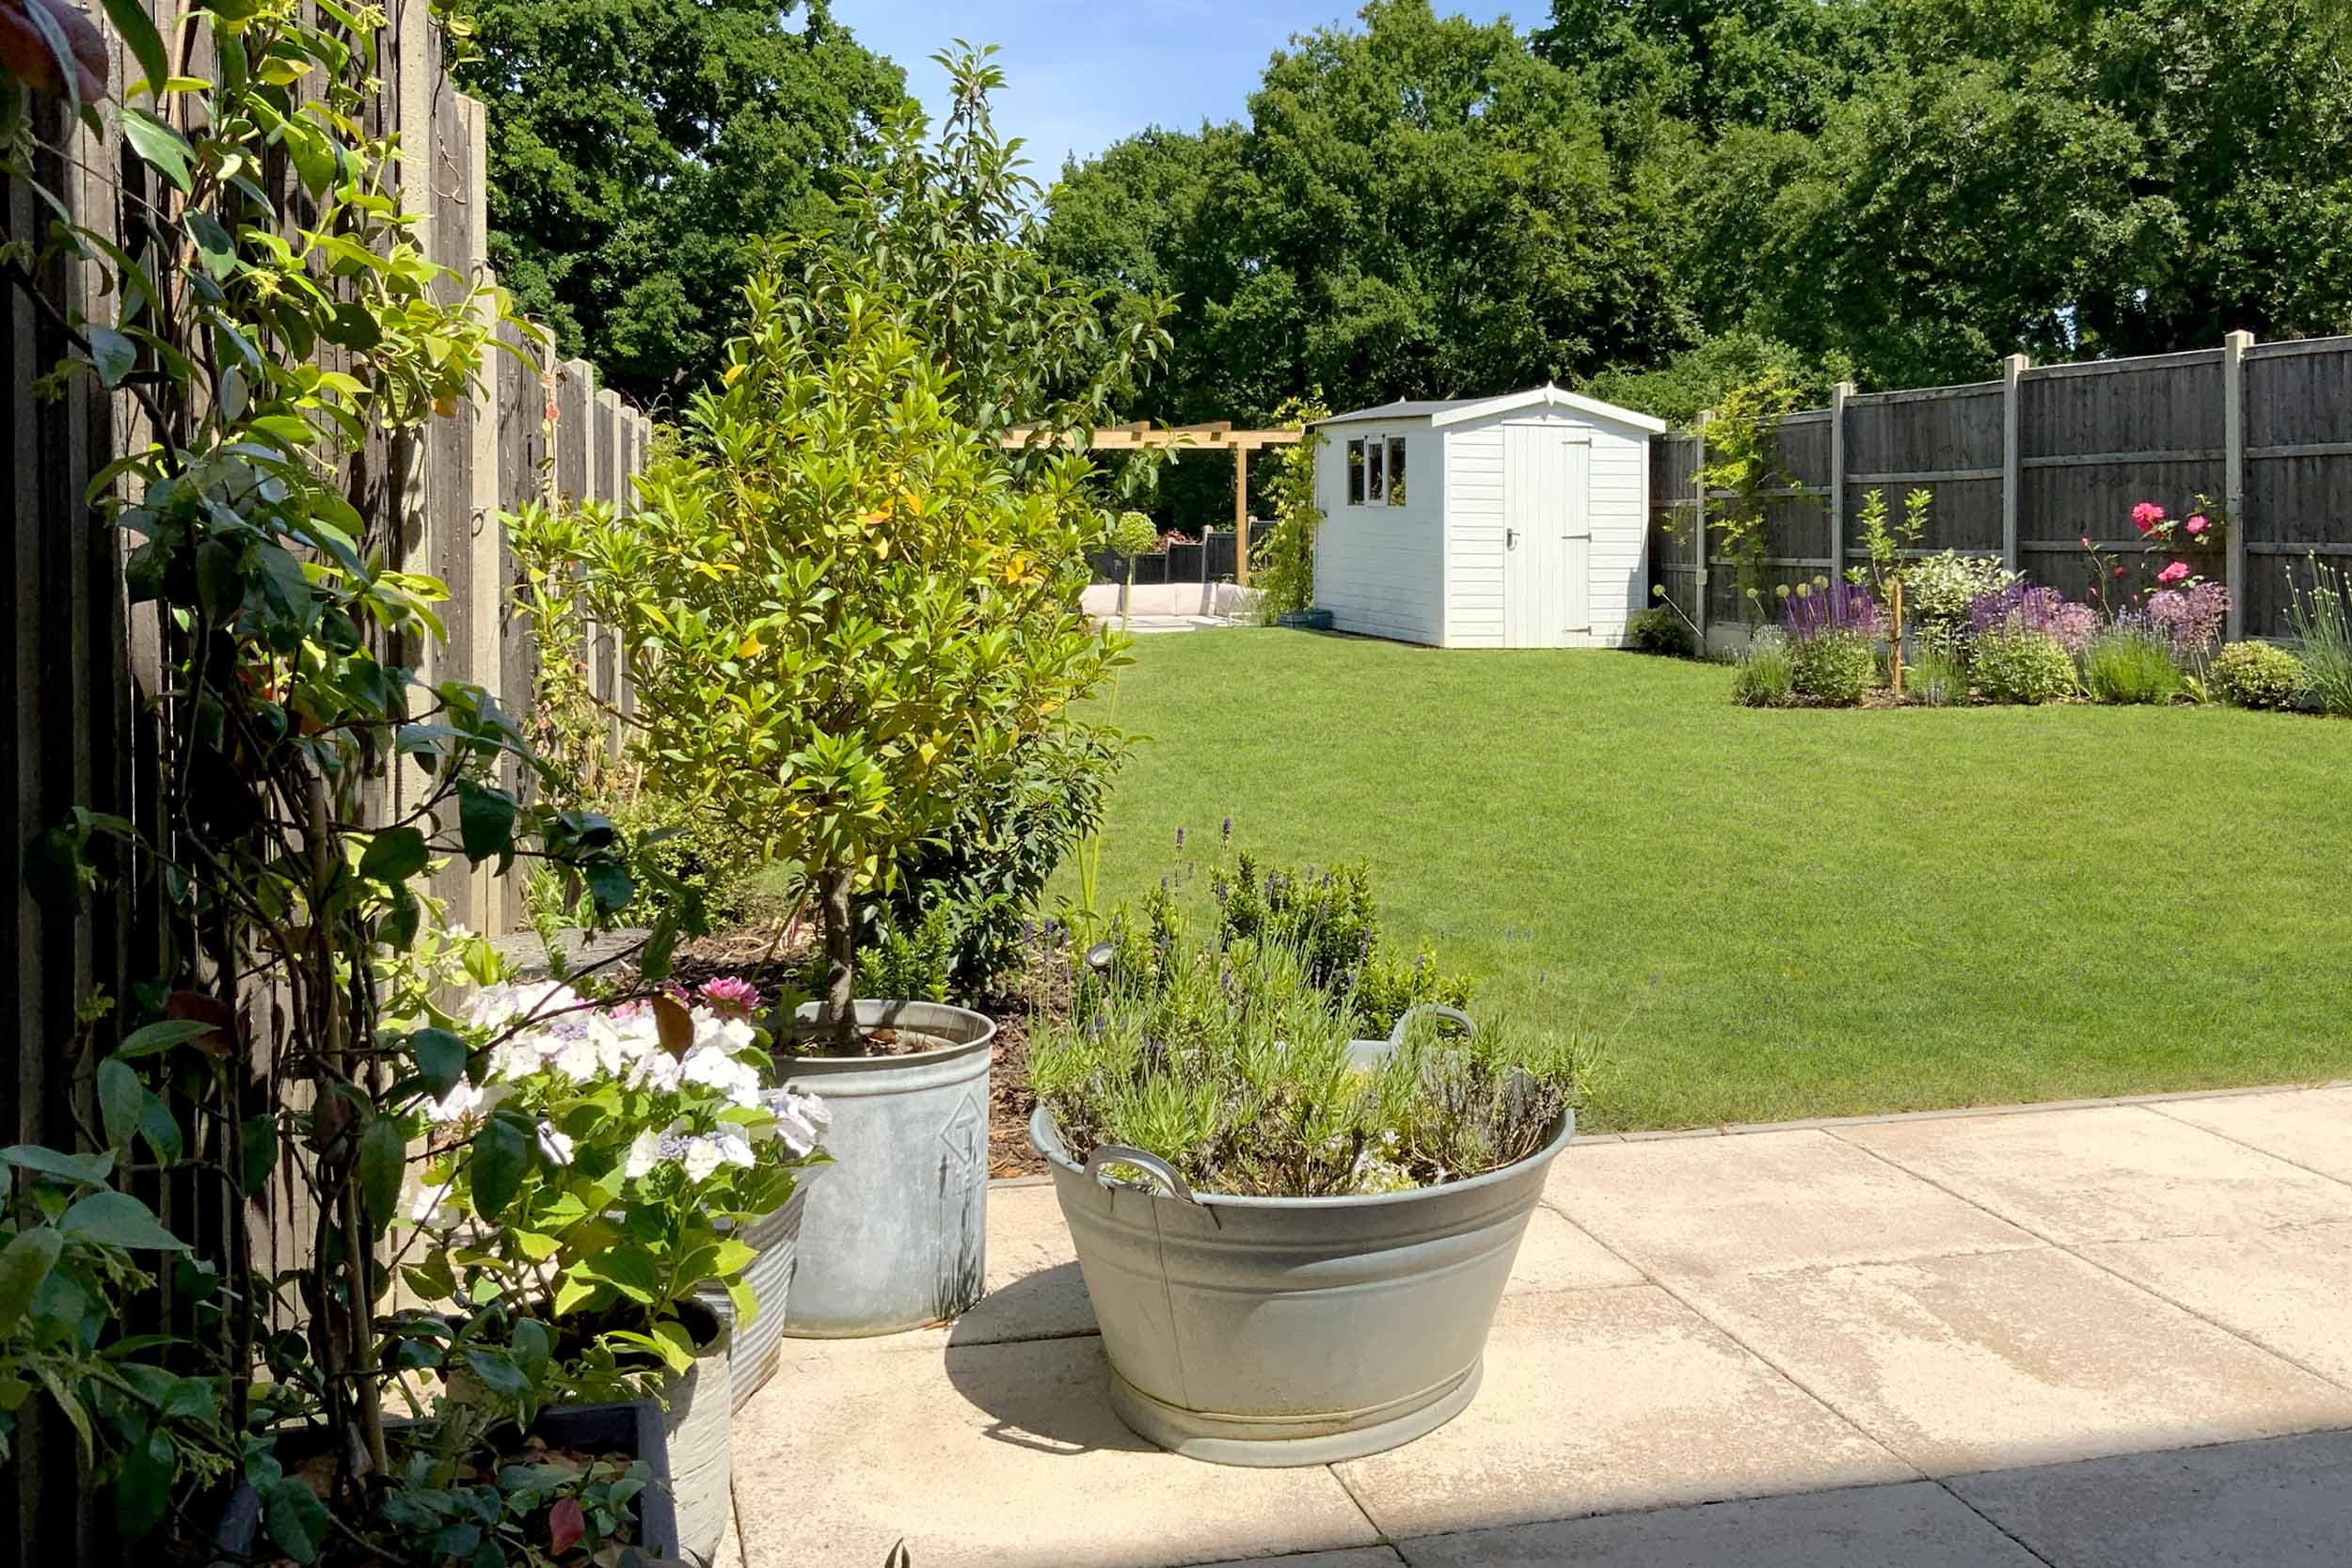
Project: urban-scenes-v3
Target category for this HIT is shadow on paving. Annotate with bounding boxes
[962,1412,2352,1567]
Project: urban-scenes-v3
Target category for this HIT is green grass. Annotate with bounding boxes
[1070,630,2352,1132]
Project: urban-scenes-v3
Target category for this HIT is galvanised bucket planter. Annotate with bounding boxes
[774,1001,995,1337]
[1029,1008,1572,1467]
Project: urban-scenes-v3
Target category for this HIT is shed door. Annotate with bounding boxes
[1502,424,1592,648]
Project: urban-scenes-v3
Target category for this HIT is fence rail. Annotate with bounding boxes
[1648,331,2352,644]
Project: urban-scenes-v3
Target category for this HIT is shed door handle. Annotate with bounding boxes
[1506,529,1518,548]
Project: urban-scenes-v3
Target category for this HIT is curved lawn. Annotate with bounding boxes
[1073,628,2352,1131]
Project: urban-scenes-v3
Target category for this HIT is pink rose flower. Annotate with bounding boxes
[2113,565,2129,578]
[2132,501,2166,532]
[2185,515,2209,536]
[2078,535,2091,547]
[2156,561,2189,585]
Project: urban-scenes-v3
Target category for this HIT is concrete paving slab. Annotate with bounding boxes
[1506,1206,1645,1293]
[1394,1480,2042,1568]
[1947,1428,2352,1568]
[1678,1245,2352,1477]
[735,1333,1379,1568]
[2084,1219,2352,1386]
[1545,1130,2037,1280]
[2148,1085,2352,1185]
[1329,1287,1911,1540]
[1838,1105,2352,1244]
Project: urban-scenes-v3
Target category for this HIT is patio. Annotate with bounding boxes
[727,1082,2352,1567]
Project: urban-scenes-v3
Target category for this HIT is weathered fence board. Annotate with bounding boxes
[1652,333,2352,644]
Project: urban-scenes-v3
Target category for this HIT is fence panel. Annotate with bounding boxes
[1661,334,2352,642]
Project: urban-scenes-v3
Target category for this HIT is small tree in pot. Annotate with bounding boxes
[581,49,1169,1043]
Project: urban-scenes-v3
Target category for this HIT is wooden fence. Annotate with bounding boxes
[1648,332,2352,645]
[3,3,648,1547]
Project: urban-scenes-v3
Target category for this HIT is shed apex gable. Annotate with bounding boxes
[1428,383,1668,435]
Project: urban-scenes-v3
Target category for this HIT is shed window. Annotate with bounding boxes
[1346,439,1365,505]
[1367,436,1385,503]
[1386,436,1406,506]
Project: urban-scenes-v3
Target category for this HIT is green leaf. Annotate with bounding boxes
[96,1058,141,1151]
[138,1091,183,1164]
[0,1227,64,1334]
[575,1247,661,1305]
[87,325,136,388]
[100,0,171,100]
[115,1429,175,1539]
[57,1191,187,1251]
[186,209,237,279]
[116,1019,222,1058]
[359,825,428,884]
[551,1274,597,1316]
[0,1145,114,1186]
[155,1376,216,1421]
[469,1117,531,1221]
[463,1347,530,1397]
[580,859,633,917]
[238,1115,278,1194]
[410,1028,468,1099]
[264,1476,331,1562]
[119,109,194,192]
[455,779,516,866]
[358,1117,405,1236]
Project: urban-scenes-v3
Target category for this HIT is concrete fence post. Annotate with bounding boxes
[2223,329,2252,640]
[1828,380,1853,583]
[2000,353,2029,575]
[1692,409,1713,651]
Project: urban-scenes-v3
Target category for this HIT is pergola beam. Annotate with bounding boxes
[1001,421,1307,588]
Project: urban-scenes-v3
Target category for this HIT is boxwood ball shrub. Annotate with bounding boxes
[1790,629,1877,704]
[2210,641,2311,709]
[1626,605,1696,657]
[1975,628,2079,705]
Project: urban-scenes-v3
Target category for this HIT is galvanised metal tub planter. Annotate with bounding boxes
[1029,1097,1573,1467]
[773,1000,995,1337]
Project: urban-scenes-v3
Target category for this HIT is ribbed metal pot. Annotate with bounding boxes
[1030,1099,1572,1467]
[774,1001,994,1337]
[695,1182,810,1409]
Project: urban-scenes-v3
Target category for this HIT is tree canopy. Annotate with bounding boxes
[1039,0,2352,436]
[454,0,908,404]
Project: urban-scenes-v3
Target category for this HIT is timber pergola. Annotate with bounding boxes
[1003,420,1304,586]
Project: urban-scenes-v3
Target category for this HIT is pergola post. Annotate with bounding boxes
[1234,447,1251,587]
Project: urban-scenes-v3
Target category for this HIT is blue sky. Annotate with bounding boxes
[833,2,1525,177]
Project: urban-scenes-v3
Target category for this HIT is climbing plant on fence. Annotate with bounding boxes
[2,5,675,1558]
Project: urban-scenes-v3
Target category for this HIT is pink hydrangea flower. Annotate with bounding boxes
[698,975,762,1016]
[2155,561,2189,585]
[2185,515,2210,536]
[2132,501,2167,533]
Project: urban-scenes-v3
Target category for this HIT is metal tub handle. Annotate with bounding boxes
[1084,1145,1200,1205]
[1387,1004,1476,1049]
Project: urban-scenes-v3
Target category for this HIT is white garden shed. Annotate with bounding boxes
[1310,385,1666,647]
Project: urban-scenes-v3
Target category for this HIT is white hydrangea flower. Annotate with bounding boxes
[711,1124,756,1169]
[680,1136,724,1183]
[759,1086,830,1156]
[536,1122,576,1166]
[623,1127,662,1180]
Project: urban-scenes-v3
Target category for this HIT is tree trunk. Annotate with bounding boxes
[818,864,858,1051]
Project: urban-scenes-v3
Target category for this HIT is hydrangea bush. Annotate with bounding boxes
[401,975,828,1383]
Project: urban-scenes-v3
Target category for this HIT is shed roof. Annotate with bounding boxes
[1315,383,1667,436]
